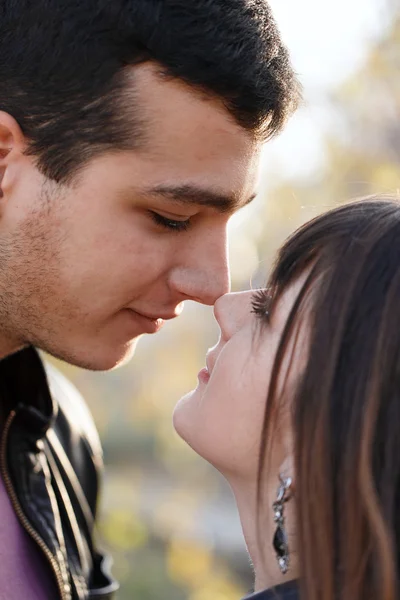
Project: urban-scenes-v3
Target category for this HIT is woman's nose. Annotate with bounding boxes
[213,291,254,341]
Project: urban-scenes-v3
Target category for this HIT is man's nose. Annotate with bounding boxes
[169,233,231,305]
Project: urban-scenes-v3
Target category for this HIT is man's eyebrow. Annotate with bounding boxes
[144,184,257,213]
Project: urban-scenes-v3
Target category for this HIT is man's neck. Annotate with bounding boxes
[0,331,25,361]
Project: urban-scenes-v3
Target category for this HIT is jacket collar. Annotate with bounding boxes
[0,346,57,436]
[243,580,299,600]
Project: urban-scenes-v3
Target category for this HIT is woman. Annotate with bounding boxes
[173,197,400,600]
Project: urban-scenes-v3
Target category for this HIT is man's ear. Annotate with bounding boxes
[0,111,27,200]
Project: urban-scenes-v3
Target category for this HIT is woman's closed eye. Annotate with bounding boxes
[251,288,271,323]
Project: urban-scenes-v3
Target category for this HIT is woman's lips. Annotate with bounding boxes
[197,367,210,384]
[197,348,220,384]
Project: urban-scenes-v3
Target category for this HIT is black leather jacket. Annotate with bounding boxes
[0,346,119,600]
[243,580,299,600]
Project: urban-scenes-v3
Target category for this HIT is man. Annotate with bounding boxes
[0,1,300,598]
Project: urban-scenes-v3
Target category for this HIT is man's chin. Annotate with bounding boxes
[108,337,141,370]
[42,336,142,372]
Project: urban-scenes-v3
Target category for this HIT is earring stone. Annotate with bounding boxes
[272,475,292,574]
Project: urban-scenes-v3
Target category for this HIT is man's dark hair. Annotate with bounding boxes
[0,0,301,182]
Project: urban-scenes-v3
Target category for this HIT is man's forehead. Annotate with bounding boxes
[129,63,258,156]
[121,64,263,211]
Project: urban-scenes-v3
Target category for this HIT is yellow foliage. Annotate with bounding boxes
[152,490,200,539]
[188,572,246,600]
[100,509,148,551]
[167,537,213,587]
[167,537,246,599]
[371,164,400,193]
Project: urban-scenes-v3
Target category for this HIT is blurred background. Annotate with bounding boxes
[49,1,400,597]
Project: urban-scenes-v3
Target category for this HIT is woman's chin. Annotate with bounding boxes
[173,391,214,460]
[172,391,195,441]
[173,392,225,475]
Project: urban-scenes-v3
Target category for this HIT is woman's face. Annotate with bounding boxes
[173,277,307,483]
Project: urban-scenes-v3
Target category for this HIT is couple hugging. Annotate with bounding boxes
[0,2,397,600]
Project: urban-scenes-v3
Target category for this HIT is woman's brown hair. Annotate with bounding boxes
[258,197,400,600]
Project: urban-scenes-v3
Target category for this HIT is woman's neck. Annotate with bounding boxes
[229,478,298,593]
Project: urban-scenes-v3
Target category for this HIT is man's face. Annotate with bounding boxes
[0,64,261,370]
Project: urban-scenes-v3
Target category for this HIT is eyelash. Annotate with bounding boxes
[150,211,191,232]
[251,288,271,322]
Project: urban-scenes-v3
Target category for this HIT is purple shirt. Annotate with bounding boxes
[0,474,59,599]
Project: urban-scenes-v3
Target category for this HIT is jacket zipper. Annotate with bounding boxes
[0,410,70,600]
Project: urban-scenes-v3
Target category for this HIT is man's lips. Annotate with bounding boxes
[128,304,183,321]
[125,309,167,334]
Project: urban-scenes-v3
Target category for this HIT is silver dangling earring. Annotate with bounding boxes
[272,474,292,574]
